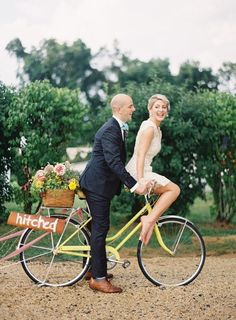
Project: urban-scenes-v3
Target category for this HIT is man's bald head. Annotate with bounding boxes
[110,93,135,122]
[110,94,132,112]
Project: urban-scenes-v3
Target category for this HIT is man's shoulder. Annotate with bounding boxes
[106,117,120,128]
[98,118,120,134]
[95,118,121,144]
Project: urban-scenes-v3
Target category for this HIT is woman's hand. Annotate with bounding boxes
[135,179,155,195]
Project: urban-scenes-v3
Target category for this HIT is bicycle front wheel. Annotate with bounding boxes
[137,216,206,287]
[19,215,90,287]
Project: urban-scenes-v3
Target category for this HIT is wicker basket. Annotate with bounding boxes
[42,189,75,208]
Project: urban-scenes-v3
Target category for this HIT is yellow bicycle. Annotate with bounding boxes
[18,195,206,288]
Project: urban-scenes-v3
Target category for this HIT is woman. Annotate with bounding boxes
[126,94,180,245]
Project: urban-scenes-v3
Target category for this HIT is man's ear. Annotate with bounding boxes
[117,106,122,114]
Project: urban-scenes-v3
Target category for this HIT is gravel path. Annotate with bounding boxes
[0,255,235,320]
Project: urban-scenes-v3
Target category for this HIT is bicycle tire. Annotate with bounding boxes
[137,216,206,287]
[19,215,91,287]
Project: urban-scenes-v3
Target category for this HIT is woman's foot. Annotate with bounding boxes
[140,216,156,245]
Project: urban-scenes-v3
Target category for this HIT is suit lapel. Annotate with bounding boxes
[110,117,126,163]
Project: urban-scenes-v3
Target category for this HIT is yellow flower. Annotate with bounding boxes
[35,180,44,189]
[69,179,77,191]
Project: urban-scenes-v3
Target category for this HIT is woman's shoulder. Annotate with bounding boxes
[139,119,156,131]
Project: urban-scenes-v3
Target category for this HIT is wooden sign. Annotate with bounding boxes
[7,212,65,234]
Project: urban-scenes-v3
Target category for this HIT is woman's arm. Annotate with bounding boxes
[136,127,154,180]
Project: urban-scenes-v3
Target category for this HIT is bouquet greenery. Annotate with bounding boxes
[31,161,80,195]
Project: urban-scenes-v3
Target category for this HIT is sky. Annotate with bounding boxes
[1,0,235,86]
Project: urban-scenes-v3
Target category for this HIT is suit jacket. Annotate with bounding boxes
[79,117,137,199]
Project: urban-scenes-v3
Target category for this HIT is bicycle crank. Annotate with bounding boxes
[107,258,131,269]
[122,260,131,269]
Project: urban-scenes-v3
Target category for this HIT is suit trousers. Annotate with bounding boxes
[84,189,111,278]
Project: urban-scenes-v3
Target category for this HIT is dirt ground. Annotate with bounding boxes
[0,255,235,320]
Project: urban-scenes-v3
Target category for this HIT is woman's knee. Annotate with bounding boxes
[154,182,180,198]
[163,182,180,198]
[171,183,181,198]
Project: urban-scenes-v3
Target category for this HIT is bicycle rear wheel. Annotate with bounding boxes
[19,215,90,287]
[137,216,206,287]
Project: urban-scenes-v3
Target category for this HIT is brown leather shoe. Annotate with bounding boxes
[84,271,113,281]
[89,278,122,293]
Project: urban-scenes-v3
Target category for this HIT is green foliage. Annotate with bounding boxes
[0,82,15,221]
[7,80,86,213]
[175,60,219,91]
[6,38,105,111]
[164,89,236,222]
[117,58,174,87]
[193,91,236,223]
[7,38,227,119]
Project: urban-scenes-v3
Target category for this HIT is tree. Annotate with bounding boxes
[218,62,236,93]
[117,58,174,87]
[175,60,219,91]
[96,41,174,88]
[167,90,236,223]
[6,38,105,112]
[7,80,86,213]
[193,91,236,223]
[0,82,15,221]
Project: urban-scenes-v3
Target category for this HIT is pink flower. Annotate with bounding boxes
[44,164,54,174]
[38,175,45,182]
[35,170,45,180]
[54,163,66,176]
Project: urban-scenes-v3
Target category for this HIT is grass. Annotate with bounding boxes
[188,194,214,224]
[187,193,236,232]
[184,194,236,255]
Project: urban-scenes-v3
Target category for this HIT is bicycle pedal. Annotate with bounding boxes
[122,260,131,269]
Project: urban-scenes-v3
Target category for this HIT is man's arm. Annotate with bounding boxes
[101,127,136,189]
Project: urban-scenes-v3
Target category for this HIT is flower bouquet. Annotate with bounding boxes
[31,161,81,207]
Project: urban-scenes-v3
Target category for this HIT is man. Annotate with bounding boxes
[79,93,151,293]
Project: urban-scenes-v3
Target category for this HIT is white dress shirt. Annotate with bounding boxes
[112,115,125,140]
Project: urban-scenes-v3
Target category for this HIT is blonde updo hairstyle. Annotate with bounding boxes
[147,94,170,116]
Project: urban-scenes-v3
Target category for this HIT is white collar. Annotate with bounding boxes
[112,115,125,128]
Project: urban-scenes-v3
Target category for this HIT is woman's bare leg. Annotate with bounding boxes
[140,182,180,245]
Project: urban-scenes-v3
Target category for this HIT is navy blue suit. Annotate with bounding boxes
[80,117,136,278]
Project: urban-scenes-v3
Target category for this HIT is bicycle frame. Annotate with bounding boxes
[57,196,174,260]
[0,195,174,269]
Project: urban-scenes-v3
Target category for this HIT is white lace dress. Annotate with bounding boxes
[126,119,170,187]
